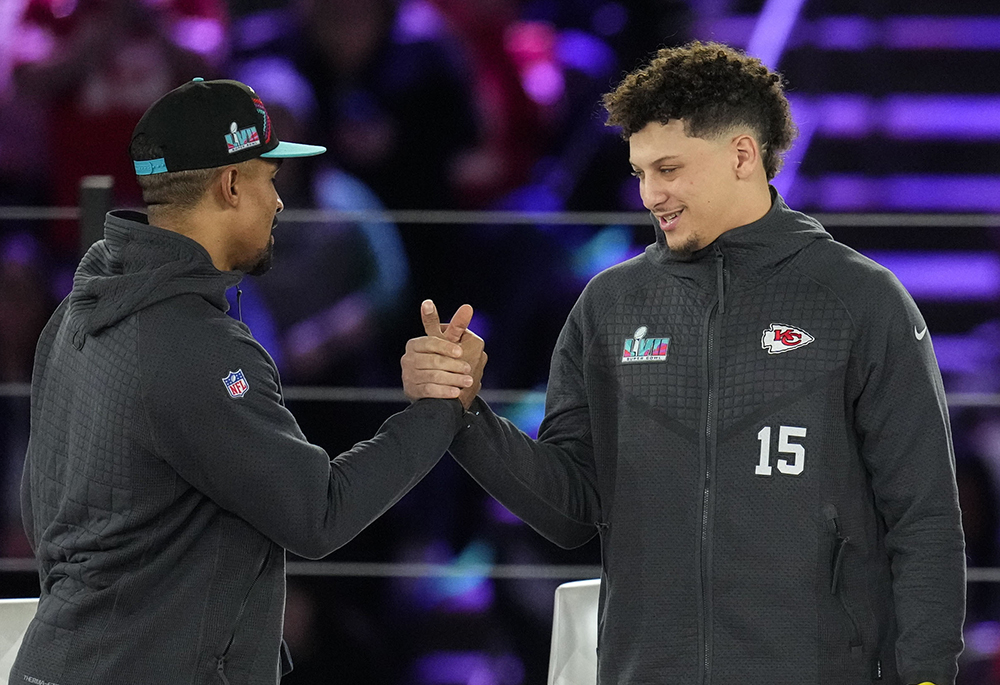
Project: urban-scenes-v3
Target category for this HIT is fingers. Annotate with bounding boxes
[456,329,485,360]
[402,349,471,376]
[408,300,483,405]
[403,369,473,391]
[421,300,443,338]
[405,335,464,360]
[404,368,473,388]
[442,304,473,344]
[406,383,463,402]
[401,364,474,401]
[458,350,488,410]
[401,335,474,402]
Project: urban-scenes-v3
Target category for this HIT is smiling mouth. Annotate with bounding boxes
[657,209,683,230]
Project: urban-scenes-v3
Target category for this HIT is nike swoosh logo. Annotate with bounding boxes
[914,325,928,340]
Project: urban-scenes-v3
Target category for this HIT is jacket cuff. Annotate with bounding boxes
[411,397,465,434]
[461,396,485,430]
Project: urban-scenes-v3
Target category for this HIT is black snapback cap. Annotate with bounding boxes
[130,77,326,175]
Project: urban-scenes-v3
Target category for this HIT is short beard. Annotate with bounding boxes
[236,237,274,276]
[667,233,703,261]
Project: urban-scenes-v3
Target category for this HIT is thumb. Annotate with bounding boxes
[421,299,444,338]
[443,304,473,343]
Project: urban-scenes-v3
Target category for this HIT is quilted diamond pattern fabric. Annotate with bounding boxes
[451,193,964,685]
[15,211,463,685]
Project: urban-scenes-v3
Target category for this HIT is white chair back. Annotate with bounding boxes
[547,579,600,685]
[0,598,38,685]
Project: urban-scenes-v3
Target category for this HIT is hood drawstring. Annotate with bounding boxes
[237,287,244,323]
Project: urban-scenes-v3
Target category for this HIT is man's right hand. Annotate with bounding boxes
[401,300,487,409]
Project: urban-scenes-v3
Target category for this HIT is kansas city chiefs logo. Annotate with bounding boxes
[761,323,815,355]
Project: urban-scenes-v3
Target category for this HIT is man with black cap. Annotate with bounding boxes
[14,78,486,684]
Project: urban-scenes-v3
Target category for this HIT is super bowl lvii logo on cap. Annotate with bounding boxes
[131,78,327,176]
[225,121,261,154]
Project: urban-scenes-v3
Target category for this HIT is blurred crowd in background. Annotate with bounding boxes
[1,0,999,682]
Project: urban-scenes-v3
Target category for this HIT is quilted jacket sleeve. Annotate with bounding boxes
[450,303,600,549]
[849,268,965,685]
[138,301,462,559]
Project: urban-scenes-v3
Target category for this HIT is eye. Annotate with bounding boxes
[629,169,642,179]
[659,167,676,175]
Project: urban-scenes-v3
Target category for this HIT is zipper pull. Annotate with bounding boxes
[822,504,840,535]
[714,245,725,315]
[824,504,851,594]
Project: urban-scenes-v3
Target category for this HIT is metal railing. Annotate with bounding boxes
[2,205,1000,227]
[3,557,1000,583]
[4,384,1000,407]
[2,195,999,585]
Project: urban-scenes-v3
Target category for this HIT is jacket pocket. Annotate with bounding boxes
[217,545,273,678]
[595,520,611,657]
[823,504,862,649]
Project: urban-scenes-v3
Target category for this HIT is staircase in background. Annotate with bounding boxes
[692,0,1000,386]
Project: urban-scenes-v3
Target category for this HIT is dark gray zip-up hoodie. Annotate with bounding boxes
[15,210,462,685]
[451,191,965,685]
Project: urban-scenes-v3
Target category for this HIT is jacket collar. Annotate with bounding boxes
[67,210,242,347]
[644,187,832,293]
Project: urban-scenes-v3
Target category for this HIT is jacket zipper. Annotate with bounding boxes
[596,521,611,658]
[217,546,272,682]
[700,246,726,685]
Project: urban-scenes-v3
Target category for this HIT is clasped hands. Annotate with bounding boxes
[401,300,487,409]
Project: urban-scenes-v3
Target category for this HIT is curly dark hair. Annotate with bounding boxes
[602,41,797,180]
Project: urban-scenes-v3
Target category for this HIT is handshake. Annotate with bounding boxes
[400,300,487,410]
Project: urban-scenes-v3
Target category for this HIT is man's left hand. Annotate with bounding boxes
[401,300,486,409]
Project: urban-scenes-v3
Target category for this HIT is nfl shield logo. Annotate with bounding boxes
[223,369,249,398]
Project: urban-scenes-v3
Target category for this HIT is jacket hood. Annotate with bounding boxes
[644,187,833,292]
[66,210,242,348]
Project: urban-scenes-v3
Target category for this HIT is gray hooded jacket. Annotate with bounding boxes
[15,210,461,684]
[450,191,965,685]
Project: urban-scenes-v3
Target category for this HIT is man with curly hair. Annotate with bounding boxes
[402,42,965,685]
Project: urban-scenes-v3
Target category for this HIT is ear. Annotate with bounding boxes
[732,134,761,180]
[219,166,241,208]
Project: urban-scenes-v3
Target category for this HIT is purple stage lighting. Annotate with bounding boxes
[862,251,1000,302]
[557,30,615,78]
[814,175,1000,212]
[931,334,998,376]
[746,0,808,68]
[592,3,629,37]
[415,652,525,685]
[812,17,877,50]
[692,15,1000,51]
[883,96,1000,140]
[887,17,1000,50]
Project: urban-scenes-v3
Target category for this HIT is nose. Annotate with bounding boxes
[275,194,284,214]
[639,175,668,212]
